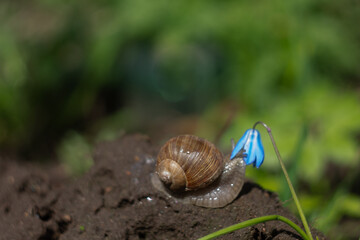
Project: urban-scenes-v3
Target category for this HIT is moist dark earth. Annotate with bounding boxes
[0,134,326,240]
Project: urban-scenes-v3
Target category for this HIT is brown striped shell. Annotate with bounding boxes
[156,135,224,191]
[152,134,247,208]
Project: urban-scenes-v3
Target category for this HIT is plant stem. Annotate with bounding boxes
[198,215,309,240]
[253,121,314,240]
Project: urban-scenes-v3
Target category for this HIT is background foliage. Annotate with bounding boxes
[0,0,359,239]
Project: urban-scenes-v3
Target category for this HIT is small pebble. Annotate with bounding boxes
[62,214,72,223]
[104,186,113,193]
[145,156,155,164]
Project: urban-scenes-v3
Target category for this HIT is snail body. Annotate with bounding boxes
[151,135,246,208]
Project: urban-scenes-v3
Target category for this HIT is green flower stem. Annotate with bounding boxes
[253,121,314,240]
[198,215,309,240]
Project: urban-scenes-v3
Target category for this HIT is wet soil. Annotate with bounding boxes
[0,134,326,240]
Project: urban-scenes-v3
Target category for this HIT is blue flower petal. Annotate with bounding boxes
[230,129,265,168]
[253,132,264,168]
[230,129,251,159]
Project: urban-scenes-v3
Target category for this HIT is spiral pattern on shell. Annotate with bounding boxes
[156,135,224,191]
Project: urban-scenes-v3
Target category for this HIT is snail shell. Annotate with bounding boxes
[151,135,246,208]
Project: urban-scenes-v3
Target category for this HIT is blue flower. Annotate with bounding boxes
[230,129,264,168]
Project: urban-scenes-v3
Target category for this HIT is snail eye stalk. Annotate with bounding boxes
[231,148,247,160]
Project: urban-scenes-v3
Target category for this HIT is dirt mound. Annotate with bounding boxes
[0,134,325,239]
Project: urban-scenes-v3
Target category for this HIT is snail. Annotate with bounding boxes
[151,135,246,208]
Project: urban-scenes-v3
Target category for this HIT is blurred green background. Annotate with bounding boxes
[0,0,359,239]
